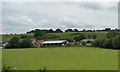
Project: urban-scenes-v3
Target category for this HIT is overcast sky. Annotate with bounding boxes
[2,2,118,34]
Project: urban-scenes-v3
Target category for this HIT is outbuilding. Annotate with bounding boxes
[41,40,68,47]
[81,39,95,43]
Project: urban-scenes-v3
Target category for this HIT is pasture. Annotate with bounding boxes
[2,47,118,70]
[2,32,108,41]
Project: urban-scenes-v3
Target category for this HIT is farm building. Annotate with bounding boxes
[32,39,44,47]
[41,40,68,47]
[81,39,95,43]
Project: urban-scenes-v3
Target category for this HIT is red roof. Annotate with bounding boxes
[36,40,44,43]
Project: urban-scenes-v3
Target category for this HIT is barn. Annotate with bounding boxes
[41,40,68,47]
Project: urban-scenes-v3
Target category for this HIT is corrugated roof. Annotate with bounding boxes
[42,40,66,44]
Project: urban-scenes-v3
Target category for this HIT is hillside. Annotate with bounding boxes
[2,32,108,41]
[49,32,107,40]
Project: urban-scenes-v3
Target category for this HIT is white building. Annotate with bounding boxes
[81,39,95,43]
[41,40,68,47]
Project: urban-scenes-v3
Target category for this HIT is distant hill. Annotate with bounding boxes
[1,32,109,41]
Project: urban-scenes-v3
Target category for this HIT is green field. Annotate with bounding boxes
[2,47,118,70]
[0,49,2,70]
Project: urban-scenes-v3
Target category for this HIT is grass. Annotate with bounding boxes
[2,47,118,70]
[2,32,108,41]
[50,32,107,40]
[0,49,2,71]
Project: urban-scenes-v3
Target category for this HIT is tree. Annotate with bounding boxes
[105,28,111,31]
[34,29,47,38]
[92,34,97,39]
[55,29,63,33]
[74,29,79,32]
[27,30,35,34]
[87,34,91,39]
[74,36,80,42]
[112,35,120,49]
[107,30,118,39]
[34,29,41,38]
[42,29,49,33]
[6,37,20,48]
[92,39,105,48]
[49,29,54,33]
[20,35,28,39]
[66,39,74,42]
[74,34,86,42]
[82,29,86,32]
[93,29,96,32]
[79,34,86,40]
[103,38,113,48]
[81,42,86,45]
[19,38,32,48]
[65,29,73,32]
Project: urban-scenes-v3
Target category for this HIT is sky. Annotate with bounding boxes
[1,1,119,34]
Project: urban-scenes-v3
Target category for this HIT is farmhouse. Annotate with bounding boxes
[41,40,68,47]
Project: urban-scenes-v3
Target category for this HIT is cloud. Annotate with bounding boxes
[5,15,34,25]
[79,2,118,11]
[2,2,118,34]
[2,0,119,2]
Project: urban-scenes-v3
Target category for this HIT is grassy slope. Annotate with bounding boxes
[2,34,33,41]
[2,47,118,70]
[2,32,107,41]
[0,49,2,71]
[49,32,107,40]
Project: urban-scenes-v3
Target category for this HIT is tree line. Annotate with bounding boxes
[92,30,120,49]
[26,28,120,34]
[4,28,120,49]
[5,35,33,48]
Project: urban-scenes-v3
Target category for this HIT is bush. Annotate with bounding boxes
[81,42,86,45]
[39,67,47,72]
[73,34,86,42]
[2,65,14,72]
[92,39,105,48]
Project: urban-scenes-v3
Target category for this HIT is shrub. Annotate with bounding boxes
[73,34,86,42]
[81,42,86,45]
[92,39,105,48]
[2,65,14,72]
[39,67,47,72]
